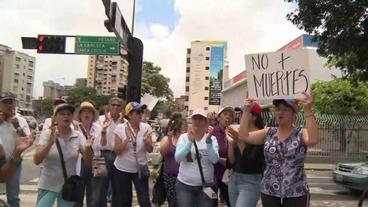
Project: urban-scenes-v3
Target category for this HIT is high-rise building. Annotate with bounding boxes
[75,78,87,88]
[184,41,227,115]
[87,55,128,97]
[43,80,64,99]
[0,44,35,110]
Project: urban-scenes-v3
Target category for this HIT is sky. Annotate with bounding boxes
[0,0,303,98]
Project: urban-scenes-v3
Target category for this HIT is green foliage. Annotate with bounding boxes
[151,100,177,119]
[141,61,173,100]
[286,0,368,81]
[32,98,54,119]
[312,79,368,115]
[65,87,110,111]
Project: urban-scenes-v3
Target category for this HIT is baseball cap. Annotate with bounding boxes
[191,108,207,119]
[217,106,234,117]
[54,98,66,106]
[234,102,262,116]
[125,101,147,115]
[53,103,75,116]
[273,99,297,112]
[0,92,16,102]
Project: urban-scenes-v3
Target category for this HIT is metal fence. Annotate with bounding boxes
[262,112,368,163]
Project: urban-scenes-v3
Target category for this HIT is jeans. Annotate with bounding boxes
[89,150,116,207]
[176,180,217,207]
[112,166,151,207]
[261,193,310,207]
[228,172,262,207]
[0,159,21,207]
[36,189,74,207]
[77,162,93,207]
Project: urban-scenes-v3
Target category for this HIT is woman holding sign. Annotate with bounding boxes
[239,92,319,207]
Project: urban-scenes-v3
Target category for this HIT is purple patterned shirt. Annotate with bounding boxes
[261,127,309,198]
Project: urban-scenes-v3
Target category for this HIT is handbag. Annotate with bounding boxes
[193,140,218,200]
[55,139,81,202]
[152,158,166,205]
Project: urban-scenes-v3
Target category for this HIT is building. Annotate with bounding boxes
[75,78,87,88]
[174,95,186,112]
[43,80,64,99]
[87,55,128,96]
[221,34,342,108]
[185,41,228,115]
[0,44,35,109]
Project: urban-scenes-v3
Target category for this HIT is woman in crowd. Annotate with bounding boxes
[112,101,153,207]
[175,109,219,207]
[239,92,319,207]
[226,101,265,207]
[212,107,234,206]
[159,112,188,207]
[74,101,101,207]
[33,103,94,207]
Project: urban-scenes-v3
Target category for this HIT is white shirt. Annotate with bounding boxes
[96,115,124,151]
[177,133,219,186]
[37,128,86,193]
[0,116,30,159]
[113,122,152,173]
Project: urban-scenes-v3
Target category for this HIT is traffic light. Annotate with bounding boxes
[36,35,66,54]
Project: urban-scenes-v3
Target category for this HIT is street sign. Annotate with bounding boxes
[74,36,120,55]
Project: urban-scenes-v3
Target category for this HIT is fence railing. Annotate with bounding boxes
[261,112,368,163]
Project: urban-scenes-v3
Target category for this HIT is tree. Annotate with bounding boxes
[141,61,173,100]
[285,0,368,81]
[312,79,368,115]
[151,100,177,119]
[32,98,54,119]
[66,87,110,110]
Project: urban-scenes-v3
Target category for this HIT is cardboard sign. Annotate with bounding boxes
[245,49,310,100]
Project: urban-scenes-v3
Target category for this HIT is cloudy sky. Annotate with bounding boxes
[0,0,302,98]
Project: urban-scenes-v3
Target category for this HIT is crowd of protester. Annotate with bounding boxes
[0,90,318,207]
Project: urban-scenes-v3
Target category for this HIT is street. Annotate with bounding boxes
[0,145,365,207]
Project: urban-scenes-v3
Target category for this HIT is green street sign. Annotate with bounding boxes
[75,36,120,55]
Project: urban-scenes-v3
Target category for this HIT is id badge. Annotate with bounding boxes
[203,187,217,199]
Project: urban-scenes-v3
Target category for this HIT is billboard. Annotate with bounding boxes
[209,47,224,105]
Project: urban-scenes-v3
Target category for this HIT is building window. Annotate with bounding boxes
[186,86,189,92]
[204,107,208,110]
[185,96,189,101]
[186,67,190,73]
[14,79,18,83]
[187,48,191,54]
[205,66,209,70]
[205,76,209,80]
[16,57,21,61]
[186,58,190,63]
[206,57,210,60]
[28,61,34,67]
[206,47,210,51]
[16,64,20,69]
[204,97,208,100]
[186,77,190,82]
[205,87,209,90]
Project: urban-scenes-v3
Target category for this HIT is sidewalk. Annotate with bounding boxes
[305,163,335,171]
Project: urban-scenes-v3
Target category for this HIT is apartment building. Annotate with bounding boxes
[184,40,228,115]
[0,44,35,109]
[87,55,128,96]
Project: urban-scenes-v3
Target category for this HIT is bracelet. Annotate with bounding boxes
[304,113,315,119]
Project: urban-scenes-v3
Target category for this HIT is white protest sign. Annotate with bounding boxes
[141,94,159,111]
[245,49,310,100]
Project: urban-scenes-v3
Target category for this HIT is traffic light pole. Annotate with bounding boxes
[126,37,143,103]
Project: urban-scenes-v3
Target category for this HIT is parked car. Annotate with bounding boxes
[333,162,368,191]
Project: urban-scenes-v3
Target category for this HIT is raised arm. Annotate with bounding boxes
[159,136,170,156]
[33,128,56,165]
[300,92,319,147]
[238,105,268,144]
